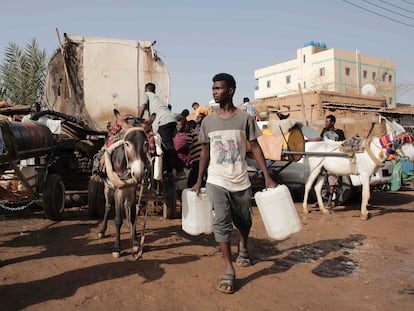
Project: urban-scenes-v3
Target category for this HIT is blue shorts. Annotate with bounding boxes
[206,183,252,243]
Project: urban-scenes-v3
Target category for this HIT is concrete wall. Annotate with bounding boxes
[255,44,396,107]
[253,90,389,138]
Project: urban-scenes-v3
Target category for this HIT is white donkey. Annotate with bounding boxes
[303,133,414,220]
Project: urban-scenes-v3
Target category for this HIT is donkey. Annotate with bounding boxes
[303,134,414,220]
[97,109,151,258]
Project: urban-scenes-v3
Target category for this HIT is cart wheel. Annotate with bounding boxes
[43,174,65,220]
[321,176,354,205]
[88,174,106,219]
[338,176,354,204]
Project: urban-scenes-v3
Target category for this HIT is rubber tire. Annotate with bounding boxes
[43,174,65,220]
[287,184,316,203]
[339,176,355,204]
[88,175,106,219]
[321,176,354,205]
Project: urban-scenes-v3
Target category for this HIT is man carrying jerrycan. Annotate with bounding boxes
[191,73,277,294]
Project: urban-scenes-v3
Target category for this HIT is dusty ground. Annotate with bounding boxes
[0,190,413,311]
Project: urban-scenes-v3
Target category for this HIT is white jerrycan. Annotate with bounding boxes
[254,184,302,240]
[182,188,214,236]
[153,134,163,181]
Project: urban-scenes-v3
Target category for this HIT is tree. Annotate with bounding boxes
[0,38,47,105]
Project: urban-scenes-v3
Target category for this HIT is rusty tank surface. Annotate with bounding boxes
[45,34,170,133]
[11,121,55,156]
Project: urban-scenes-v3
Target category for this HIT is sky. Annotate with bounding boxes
[1,0,414,113]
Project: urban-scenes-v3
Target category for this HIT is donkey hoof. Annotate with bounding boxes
[303,208,309,214]
[112,251,121,258]
[97,232,104,239]
[360,213,369,221]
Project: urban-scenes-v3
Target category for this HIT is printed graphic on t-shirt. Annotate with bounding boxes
[213,136,241,165]
[323,130,340,141]
[208,130,246,185]
[198,110,260,191]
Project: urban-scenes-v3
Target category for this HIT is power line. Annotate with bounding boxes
[360,0,414,20]
[378,0,414,14]
[402,0,414,6]
[343,0,414,28]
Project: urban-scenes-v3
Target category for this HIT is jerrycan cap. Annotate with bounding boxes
[262,185,280,192]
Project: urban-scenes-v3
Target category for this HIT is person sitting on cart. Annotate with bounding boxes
[22,102,41,122]
[22,101,62,134]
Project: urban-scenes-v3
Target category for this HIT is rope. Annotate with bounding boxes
[104,144,135,189]
[364,137,385,167]
[133,178,148,260]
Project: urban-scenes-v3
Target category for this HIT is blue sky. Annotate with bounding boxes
[1,0,414,113]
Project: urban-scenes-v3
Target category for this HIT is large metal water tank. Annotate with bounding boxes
[45,34,170,133]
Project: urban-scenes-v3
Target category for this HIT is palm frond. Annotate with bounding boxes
[0,38,47,105]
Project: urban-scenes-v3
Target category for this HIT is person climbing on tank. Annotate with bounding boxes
[138,82,185,179]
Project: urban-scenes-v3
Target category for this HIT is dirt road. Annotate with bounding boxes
[1,190,413,310]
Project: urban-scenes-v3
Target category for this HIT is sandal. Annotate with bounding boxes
[236,250,251,267]
[217,273,235,294]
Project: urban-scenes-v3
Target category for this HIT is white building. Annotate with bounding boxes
[254,41,396,107]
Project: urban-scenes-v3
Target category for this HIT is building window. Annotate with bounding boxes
[372,72,376,80]
[319,67,325,76]
[303,81,306,89]
[382,74,386,82]
[388,75,392,83]
[345,67,350,76]
[363,70,367,79]
[286,75,291,84]
[303,55,306,63]
[266,80,271,88]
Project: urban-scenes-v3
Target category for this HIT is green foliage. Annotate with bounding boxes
[0,38,47,105]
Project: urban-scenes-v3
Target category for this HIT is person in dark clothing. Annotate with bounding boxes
[320,114,345,208]
[320,114,345,141]
[186,126,204,188]
[181,109,190,119]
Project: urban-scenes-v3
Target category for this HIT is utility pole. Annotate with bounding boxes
[298,83,308,126]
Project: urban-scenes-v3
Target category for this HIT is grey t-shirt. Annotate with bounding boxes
[141,92,176,133]
[199,109,262,191]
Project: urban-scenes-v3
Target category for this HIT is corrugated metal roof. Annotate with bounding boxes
[321,102,384,110]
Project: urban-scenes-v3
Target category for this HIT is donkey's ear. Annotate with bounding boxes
[114,109,120,117]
